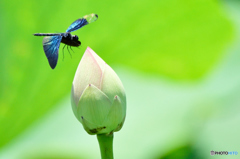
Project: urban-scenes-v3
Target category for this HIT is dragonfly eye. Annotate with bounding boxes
[66,32,71,38]
[73,35,79,40]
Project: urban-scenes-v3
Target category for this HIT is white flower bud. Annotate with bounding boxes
[71,47,126,134]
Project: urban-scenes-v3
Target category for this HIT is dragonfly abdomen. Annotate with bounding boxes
[33,33,61,36]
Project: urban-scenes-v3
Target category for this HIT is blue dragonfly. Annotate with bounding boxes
[34,13,98,69]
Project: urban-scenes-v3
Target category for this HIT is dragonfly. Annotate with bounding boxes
[34,13,98,69]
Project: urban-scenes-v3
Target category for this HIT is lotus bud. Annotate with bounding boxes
[71,47,126,135]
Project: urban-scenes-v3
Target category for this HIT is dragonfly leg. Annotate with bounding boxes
[70,46,74,53]
[67,45,72,58]
[62,45,66,61]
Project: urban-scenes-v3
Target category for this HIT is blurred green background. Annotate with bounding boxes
[1,0,240,158]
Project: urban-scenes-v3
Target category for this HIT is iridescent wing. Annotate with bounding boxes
[66,13,98,33]
[42,35,62,69]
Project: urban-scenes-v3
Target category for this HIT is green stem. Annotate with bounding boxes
[97,133,114,159]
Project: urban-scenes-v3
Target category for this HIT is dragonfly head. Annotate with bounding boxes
[72,35,81,46]
[72,35,79,40]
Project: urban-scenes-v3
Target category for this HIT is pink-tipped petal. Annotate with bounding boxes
[72,48,104,106]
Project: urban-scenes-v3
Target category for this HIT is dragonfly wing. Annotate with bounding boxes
[42,35,62,69]
[66,13,98,32]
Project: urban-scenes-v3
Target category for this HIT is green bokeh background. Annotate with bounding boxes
[1,0,239,158]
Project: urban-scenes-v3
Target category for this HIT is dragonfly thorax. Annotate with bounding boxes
[61,33,81,47]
